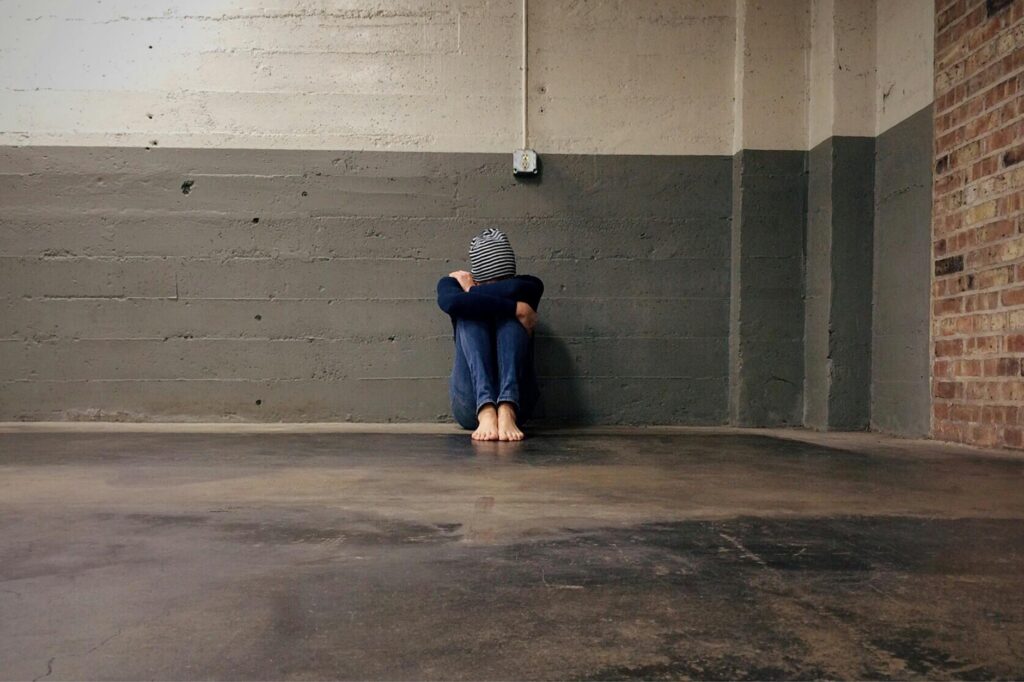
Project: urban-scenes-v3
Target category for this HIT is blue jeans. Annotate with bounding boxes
[449,317,539,429]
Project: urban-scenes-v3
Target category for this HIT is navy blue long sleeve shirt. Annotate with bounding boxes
[436,275,544,325]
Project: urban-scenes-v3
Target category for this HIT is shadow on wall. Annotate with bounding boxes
[533,322,591,425]
[514,159,587,425]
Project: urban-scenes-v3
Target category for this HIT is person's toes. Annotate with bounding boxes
[497,426,523,441]
[474,425,498,441]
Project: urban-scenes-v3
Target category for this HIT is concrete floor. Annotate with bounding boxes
[1,427,1023,680]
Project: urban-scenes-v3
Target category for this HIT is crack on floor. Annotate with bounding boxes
[718,531,769,568]
[32,656,54,682]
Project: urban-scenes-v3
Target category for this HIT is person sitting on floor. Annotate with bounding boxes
[436,228,544,441]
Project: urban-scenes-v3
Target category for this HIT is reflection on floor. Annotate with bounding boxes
[1,429,1022,680]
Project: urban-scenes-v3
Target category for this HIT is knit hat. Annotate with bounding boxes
[469,228,517,282]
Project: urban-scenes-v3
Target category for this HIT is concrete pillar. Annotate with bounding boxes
[729,150,808,426]
[802,0,877,430]
[729,0,809,426]
[870,0,935,438]
[804,137,876,430]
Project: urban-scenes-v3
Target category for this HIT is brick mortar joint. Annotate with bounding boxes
[936,11,1024,63]
[934,105,1024,159]
[936,107,1024,146]
[932,233,1024,258]
[935,1,991,39]
[933,288,1024,302]
[932,66,1024,118]
[932,308,1024,319]
[931,211,1024,232]
[933,187,1024,214]
[936,35,1024,90]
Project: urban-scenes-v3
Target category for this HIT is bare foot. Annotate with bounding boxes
[497,403,524,441]
[472,405,499,441]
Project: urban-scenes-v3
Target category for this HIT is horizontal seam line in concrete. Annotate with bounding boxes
[0,142,738,159]
[0,255,732,262]
[0,210,732,222]
[7,11,456,21]
[0,335,730,341]
[2,296,733,302]
[0,376,727,383]
[356,375,726,381]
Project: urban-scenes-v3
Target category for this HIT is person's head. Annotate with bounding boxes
[469,228,516,283]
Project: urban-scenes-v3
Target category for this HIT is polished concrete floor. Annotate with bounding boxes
[1,427,1023,680]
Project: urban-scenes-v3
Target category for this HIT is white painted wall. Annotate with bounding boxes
[875,0,935,135]
[732,0,811,152]
[807,0,876,148]
[833,0,876,138]
[0,0,934,153]
[530,1,736,155]
[0,0,738,155]
[808,0,837,148]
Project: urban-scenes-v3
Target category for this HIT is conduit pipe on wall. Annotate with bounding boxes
[521,0,528,148]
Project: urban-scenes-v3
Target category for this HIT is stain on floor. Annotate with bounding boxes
[0,430,1023,680]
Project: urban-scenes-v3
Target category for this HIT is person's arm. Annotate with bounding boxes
[437,277,517,319]
[512,276,542,334]
[470,276,543,334]
[514,300,537,335]
[472,275,545,311]
[512,275,544,311]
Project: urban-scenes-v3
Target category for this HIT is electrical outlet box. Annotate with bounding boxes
[513,148,539,176]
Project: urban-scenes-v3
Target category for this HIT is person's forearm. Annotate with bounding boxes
[445,292,517,318]
[438,278,517,318]
[472,278,542,304]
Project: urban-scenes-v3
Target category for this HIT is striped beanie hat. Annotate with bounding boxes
[469,228,517,282]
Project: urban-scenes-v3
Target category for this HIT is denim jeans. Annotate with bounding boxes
[449,316,539,429]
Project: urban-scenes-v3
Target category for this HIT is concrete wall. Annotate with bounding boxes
[729,150,806,426]
[732,0,810,152]
[872,105,933,437]
[0,0,939,427]
[803,0,877,431]
[727,0,809,427]
[870,0,934,437]
[799,0,933,435]
[0,147,731,423]
[0,0,737,156]
[804,137,876,431]
[875,0,936,136]
[807,0,876,148]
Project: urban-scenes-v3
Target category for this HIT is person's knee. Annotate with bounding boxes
[456,317,491,337]
[495,318,530,350]
[451,396,479,430]
[495,315,527,334]
[456,318,496,354]
[454,413,478,430]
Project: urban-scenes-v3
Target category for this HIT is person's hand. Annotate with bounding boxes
[516,301,537,336]
[449,270,475,292]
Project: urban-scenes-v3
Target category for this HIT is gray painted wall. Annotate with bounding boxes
[804,136,876,431]
[871,105,933,437]
[0,147,731,424]
[805,141,835,430]
[729,150,807,426]
[0,129,933,428]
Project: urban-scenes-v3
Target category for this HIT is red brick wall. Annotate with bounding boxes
[932,0,1024,449]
